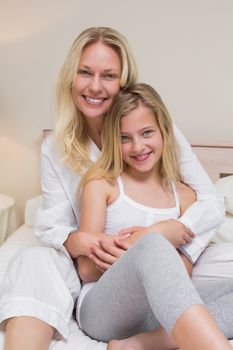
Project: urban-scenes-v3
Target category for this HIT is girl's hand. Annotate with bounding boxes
[89,234,130,272]
[117,226,145,236]
[64,230,107,258]
[115,220,195,249]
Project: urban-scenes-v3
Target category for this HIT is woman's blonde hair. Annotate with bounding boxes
[55,27,138,173]
[81,83,180,188]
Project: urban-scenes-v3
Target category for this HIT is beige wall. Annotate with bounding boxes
[0,0,233,222]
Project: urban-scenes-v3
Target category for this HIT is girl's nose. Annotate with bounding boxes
[131,139,145,153]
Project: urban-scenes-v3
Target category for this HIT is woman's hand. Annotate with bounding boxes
[152,220,195,248]
[154,219,195,247]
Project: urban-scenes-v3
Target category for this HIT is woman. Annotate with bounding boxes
[0,27,229,350]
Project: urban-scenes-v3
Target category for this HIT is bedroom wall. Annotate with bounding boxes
[0,0,232,222]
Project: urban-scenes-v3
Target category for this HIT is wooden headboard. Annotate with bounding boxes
[191,143,233,182]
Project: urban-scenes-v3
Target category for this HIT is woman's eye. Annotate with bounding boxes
[143,130,154,137]
[78,69,91,77]
[102,73,117,80]
[120,135,129,143]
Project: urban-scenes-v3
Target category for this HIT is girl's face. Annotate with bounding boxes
[72,42,121,122]
[120,104,163,175]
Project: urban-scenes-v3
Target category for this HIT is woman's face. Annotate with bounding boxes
[72,42,121,121]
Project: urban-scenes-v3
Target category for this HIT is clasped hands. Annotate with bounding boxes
[88,219,195,273]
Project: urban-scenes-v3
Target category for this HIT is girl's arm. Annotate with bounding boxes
[35,137,125,265]
[114,185,197,251]
[173,123,225,262]
[112,182,195,276]
[77,178,111,282]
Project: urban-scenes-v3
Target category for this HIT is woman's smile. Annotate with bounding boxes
[84,96,107,105]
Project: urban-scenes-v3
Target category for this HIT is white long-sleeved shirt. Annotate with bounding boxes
[34,124,224,263]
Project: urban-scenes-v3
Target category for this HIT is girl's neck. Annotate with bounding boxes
[123,165,162,185]
[121,168,173,209]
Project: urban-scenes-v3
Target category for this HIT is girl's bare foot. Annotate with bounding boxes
[107,329,176,350]
[108,338,139,350]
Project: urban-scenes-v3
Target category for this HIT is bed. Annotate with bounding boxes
[0,143,233,349]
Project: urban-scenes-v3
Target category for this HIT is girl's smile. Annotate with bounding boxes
[131,151,153,162]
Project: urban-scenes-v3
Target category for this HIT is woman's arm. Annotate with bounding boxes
[177,182,197,276]
[174,124,225,262]
[34,137,79,253]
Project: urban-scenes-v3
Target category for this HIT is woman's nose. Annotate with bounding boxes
[89,75,102,93]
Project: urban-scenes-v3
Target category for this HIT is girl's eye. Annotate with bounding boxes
[143,130,154,137]
[78,69,91,77]
[120,135,129,143]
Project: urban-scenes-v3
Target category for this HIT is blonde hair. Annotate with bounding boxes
[81,83,180,188]
[55,27,138,173]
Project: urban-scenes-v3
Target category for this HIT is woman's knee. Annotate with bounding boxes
[10,246,53,267]
[5,246,59,284]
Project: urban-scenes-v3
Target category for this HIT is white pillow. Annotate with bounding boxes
[212,214,233,243]
[215,175,233,215]
[24,195,43,227]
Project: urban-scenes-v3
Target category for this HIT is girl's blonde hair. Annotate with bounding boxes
[81,83,180,188]
[55,27,138,173]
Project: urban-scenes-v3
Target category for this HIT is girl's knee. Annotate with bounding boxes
[127,232,175,272]
[133,232,173,254]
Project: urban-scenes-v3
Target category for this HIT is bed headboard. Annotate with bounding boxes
[42,130,233,182]
[191,143,233,182]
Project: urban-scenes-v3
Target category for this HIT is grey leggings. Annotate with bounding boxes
[78,233,233,342]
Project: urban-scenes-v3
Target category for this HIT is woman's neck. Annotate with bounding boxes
[88,129,102,149]
[86,119,103,150]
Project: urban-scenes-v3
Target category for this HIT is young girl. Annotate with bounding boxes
[78,83,196,279]
[77,83,233,350]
